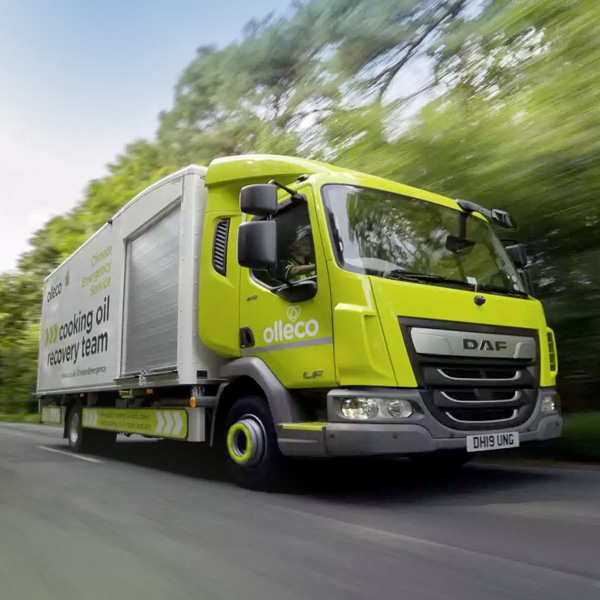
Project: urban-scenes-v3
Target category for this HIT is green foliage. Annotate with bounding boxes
[1,0,598,412]
[505,412,600,463]
[387,0,600,408]
[0,414,39,423]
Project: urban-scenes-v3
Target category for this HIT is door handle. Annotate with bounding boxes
[240,327,255,348]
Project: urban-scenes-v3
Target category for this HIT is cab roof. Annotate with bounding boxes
[205,154,460,211]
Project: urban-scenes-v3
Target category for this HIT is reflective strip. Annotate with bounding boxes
[281,422,327,431]
[82,408,188,439]
[41,406,63,425]
[241,336,333,356]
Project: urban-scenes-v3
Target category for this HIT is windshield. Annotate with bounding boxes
[322,184,526,296]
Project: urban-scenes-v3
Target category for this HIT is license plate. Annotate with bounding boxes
[466,432,520,452]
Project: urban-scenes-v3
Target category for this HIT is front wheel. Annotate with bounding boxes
[223,396,287,491]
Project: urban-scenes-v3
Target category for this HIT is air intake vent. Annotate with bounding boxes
[547,331,557,372]
[212,219,230,275]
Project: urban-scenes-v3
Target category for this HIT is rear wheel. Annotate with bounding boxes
[223,396,287,491]
[410,450,471,471]
[67,405,116,453]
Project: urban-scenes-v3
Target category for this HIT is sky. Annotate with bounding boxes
[0,0,285,273]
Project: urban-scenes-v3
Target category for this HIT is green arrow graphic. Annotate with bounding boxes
[45,324,59,346]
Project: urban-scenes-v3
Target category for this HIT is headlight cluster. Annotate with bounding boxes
[340,397,415,421]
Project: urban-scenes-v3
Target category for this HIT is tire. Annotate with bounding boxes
[410,450,471,472]
[67,405,116,453]
[223,396,287,491]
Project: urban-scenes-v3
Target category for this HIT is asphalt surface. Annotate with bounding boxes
[1,423,600,600]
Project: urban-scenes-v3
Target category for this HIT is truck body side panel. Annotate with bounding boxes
[37,166,223,396]
[37,219,122,394]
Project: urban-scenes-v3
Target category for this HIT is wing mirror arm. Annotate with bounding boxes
[456,198,517,230]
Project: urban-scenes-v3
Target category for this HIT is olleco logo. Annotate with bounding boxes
[46,283,62,303]
[263,305,320,344]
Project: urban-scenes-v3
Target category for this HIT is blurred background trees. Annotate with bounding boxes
[2,0,598,412]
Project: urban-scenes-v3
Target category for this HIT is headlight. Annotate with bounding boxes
[541,393,560,414]
[339,397,416,420]
[385,399,413,419]
[340,398,379,420]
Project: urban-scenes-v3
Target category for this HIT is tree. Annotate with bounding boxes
[4,0,599,412]
[359,0,600,408]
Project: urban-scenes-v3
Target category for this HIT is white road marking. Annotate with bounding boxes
[37,445,103,463]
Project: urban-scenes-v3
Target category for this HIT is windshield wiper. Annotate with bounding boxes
[475,283,529,298]
[384,270,475,290]
[384,270,529,298]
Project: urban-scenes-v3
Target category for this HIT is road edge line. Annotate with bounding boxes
[37,445,103,464]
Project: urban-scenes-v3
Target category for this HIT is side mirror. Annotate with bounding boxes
[506,243,528,268]
[446,234,475,254]
[238,220,277,269]
[491,209,517,230]
[519,268,535,297]
[275,279,317,303]
[240,184,278,217]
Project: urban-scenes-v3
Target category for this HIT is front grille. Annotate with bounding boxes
[441,389,519,402]
[400,317,540,431]
[446,408,517,423]
[438,367,520,381]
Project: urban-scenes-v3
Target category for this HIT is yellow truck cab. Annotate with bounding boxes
[38,154,561,489]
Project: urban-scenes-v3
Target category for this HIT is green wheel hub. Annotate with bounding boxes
[226,415,266,466]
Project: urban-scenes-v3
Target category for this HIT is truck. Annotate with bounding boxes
[37,154,562,489]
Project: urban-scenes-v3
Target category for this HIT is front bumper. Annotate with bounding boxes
[277,388,562,458]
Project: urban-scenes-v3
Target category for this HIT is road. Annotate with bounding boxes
[1,422,599,600]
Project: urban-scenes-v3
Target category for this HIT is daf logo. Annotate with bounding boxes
[463,338,508,351]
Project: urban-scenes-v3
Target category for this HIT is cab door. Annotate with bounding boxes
[239,188,335,389]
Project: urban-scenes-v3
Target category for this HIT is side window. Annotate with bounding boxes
[253,202,317,288]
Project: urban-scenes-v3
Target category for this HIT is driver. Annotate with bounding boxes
[285,226,316,282]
